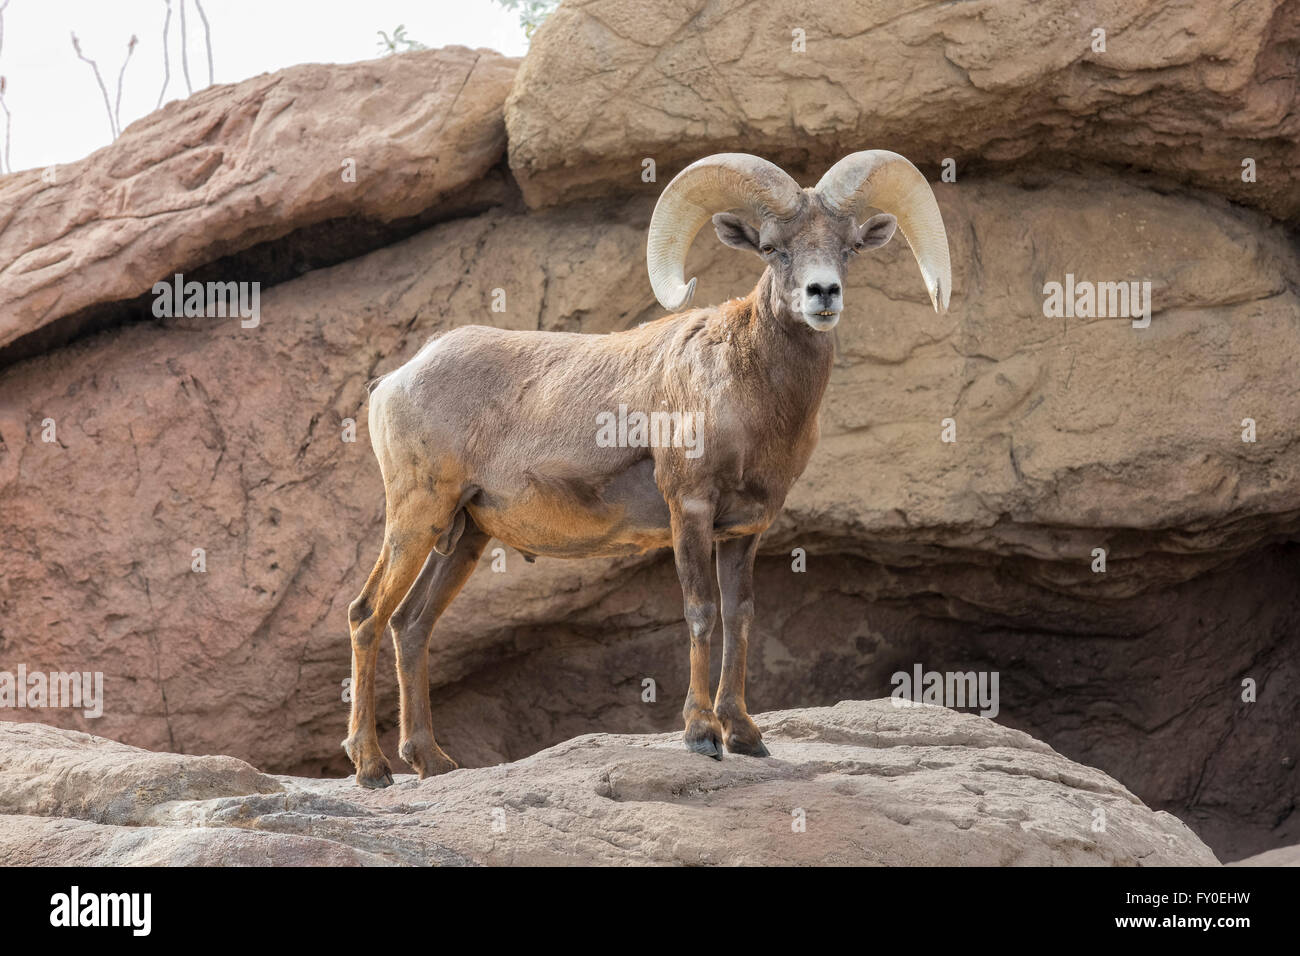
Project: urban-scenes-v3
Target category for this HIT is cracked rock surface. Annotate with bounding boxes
[0,701,1218,866]
[507,0,1300,221]
[0,45,519,354]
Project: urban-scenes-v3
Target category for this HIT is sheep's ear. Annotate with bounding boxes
[713,213,761,253]
[855,213,897,251]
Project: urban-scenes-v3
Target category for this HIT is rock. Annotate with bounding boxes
[0,816,395,866]
[1229,844,1300,865]
[0,46,519,354]
[0,3,1296,866]
[0,197,657,781]
[506,0,1300,222]
[0,702,1220,866]
[0,722,282,825]
[0,166,1296,861]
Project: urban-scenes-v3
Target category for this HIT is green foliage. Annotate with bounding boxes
[376,24,428,56]
[493,0,559,40]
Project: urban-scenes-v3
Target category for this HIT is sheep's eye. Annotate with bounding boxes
[760,244,776,256]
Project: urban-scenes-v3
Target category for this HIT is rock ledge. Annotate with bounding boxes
[0,701,1218,866]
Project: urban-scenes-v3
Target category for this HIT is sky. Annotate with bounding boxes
[0,0,532,172]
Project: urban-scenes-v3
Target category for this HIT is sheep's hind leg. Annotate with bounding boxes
[345,478,464,788]
[389,511,490,778]
[344,522,436,788]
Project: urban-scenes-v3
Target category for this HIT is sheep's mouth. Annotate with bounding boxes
[802,310,841,331]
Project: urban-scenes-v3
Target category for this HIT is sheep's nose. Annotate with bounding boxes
[806,281,841,300]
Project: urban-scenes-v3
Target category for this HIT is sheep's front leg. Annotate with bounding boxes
[715,534,768,756]
[670,496,724,759]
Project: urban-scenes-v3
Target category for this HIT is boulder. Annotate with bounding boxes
[506,0,1300,222]
[1230,844,1300,865]
[0,46,519,355]
[0,702,1221,866]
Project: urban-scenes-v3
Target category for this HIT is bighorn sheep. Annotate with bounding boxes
[343,151,951,787]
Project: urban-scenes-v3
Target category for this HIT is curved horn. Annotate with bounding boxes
[646,153,803,312]
[815,151,952,313]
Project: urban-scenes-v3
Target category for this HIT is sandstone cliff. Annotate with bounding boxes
[0,0,1296,862]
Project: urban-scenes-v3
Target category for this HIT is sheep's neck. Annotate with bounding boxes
[723,269,836,429]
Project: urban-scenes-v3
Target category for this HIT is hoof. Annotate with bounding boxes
[686,736,723,760]
[399,735,459,779]
[684,716,724,760]
[353,752,394,789]
[356,768,394,789]
[725,736,770,758]
[418,754,459,779]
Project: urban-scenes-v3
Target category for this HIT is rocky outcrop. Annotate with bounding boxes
[0,702,1220,866]
[1,164,1295,840]
[0,46,519,357]
[507,0,1300,221]
[0,0,1296,864]
[1230,844,1300,865]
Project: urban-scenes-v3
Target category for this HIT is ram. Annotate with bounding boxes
[342,150,952,788]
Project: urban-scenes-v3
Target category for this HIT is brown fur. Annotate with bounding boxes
[343,196,896,785]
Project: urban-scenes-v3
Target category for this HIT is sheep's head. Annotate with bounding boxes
[646,151,952,332]
[711,201,897,331]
